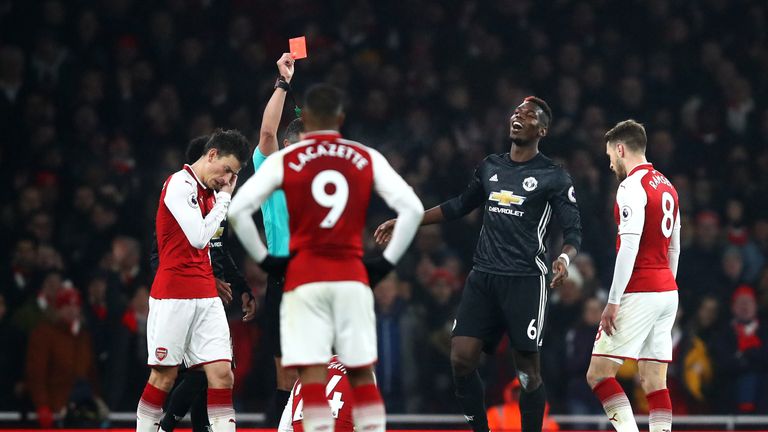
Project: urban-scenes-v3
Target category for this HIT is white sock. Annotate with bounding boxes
[137,398,163,432]
[302,404,334,432]
[353,403,386,432]
[208,388,236,432]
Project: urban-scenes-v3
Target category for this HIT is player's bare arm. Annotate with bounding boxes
[374,205,444,245]
[258,53,295,156]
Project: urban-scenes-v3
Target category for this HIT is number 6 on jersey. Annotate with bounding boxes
[311,170,349,228]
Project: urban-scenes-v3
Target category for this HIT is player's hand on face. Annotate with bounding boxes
[241,292,258,322]
[600,303,620,336]
[550,256,569,288]
[215,278,233,305]
[277,53,295,83]
[373,219,397,245]
[221,174,238,195]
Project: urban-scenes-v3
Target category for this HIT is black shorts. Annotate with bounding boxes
[452,270,549,353]
[263,274,285,357]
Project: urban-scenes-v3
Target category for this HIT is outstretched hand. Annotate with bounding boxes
[373,219,397,245]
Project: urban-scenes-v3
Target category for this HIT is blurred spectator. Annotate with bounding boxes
[711,286,768,413]
[26,287,101,427]
[562,297,603,417]
[0,293,25,410]
[375,274,407,411]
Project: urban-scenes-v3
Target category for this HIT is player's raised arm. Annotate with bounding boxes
[258,53,295,157]
[549,172,583,288]
[366,149,424,284]
[163,172,234,249]
[668,208,681,278]
[373,161,484,245]
[228,152,286,270]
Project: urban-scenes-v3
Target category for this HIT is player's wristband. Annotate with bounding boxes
[558,253,570,267]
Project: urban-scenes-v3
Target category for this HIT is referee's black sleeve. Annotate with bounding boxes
[550,172,582,250]
[439,163,486,221]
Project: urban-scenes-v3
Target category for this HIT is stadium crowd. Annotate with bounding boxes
[1,0,768,426]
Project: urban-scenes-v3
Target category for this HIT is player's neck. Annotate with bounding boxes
[623,155,649,175]
[509,142,539,162]
[189,160,207,186]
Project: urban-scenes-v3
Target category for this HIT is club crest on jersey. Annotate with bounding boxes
[489,190,526,206]
[155,347,168,361]
[621,206,632,221]
[568,186,577,203]
[187,193,199,208]
[522,176,538,191]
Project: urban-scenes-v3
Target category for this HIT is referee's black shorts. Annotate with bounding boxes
[452,270,549,353]
[263,273,285,357]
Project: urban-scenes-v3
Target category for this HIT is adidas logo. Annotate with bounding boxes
[465,415,475,422]
[489,174,498,182]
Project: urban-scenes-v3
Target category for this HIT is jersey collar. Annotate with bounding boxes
[628,162,653,177]
[303,130,342,141]
[183,164,207,189]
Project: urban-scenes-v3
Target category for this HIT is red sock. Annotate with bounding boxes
[646,388,672,432]
[207,388,235,431]
[137,383,168,432]
[301,383,333,432]
[352,384,385,432]
[592,378,637,432]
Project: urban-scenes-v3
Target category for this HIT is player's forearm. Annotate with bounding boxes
[258,88,289,156]
[383,191,424,263]
[421,205,445,225]
[607,234,640,304]
[560,244,578,263]
[230,214,268,262]
[668,225,681,278]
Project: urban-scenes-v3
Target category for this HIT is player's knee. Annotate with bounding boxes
[205,363,234,388]
[149,367,178,391]
[276,366,299,391]
[585,365,606,389]
[517,370,542,392]
[450,350,478,377]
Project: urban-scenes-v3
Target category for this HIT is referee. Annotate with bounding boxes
[252,53,302,425]
[375,96,581,432]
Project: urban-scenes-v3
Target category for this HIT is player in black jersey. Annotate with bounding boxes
[375,96,581,432]
[149,135,256,432]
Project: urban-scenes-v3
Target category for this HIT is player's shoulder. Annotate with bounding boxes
[166,166,198,191]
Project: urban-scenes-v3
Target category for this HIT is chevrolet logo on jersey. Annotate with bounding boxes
[489,190,526,206]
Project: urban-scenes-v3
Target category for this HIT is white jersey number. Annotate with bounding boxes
[311,170,349,229]
[661,192,675,238]
[292,375,345,422]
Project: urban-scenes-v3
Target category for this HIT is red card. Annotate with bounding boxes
[289,36,308,59]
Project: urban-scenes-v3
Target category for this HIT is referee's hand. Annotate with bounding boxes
[550,256,569,288]
[374,219,396,245]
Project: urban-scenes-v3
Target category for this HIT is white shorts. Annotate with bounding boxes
[280,281,376,368]
[147,297,232,367]
[592,291,678,363]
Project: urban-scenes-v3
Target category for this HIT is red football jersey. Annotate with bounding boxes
[614,163,680,293]
[289,357,354,432]
[152,165,229,299]
[280,131,374,291]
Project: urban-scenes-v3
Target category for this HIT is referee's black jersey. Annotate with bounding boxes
[440,152,582,276]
